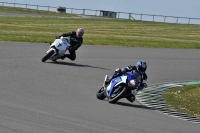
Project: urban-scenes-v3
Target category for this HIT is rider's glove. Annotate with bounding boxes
[127,65,136,70]
[143,83,148,88]
[55,36,60,39]
[127,65,133,69]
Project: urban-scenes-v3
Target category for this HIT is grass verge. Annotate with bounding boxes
[0,6,200,48]
[163,84,200,118]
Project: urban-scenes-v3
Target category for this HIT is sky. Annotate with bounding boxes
[1,0,200,24]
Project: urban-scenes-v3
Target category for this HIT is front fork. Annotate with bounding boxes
[103,75,110,97]
[46,48,57,57]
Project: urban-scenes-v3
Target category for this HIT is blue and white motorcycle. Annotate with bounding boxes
[41,36,70,62]
[96,71,141,104]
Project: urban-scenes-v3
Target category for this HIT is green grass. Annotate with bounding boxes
[0,6,200,48]
[163,84,200,118]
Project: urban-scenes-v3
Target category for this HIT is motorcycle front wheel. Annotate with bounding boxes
[96,87,106,100]
[41,50,55,62]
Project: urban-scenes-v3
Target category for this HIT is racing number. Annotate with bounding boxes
[58,43,62,47]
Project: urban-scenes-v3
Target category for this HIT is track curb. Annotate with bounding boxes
[136,81,200,124]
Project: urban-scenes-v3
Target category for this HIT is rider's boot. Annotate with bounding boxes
[126,90,136,103]
[60,54,69,60]
[60,56,65,60]
[126,93,135,103]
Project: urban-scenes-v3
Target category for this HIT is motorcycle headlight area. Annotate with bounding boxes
[130,80,135,86]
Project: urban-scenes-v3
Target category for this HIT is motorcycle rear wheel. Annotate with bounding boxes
[41,50,55,62]
[108,86,127,104]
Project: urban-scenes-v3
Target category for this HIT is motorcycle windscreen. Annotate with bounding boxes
[108,77,122,97]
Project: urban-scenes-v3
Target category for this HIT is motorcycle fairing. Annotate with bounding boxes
[51,38,69,51]
[127,71,141,88]
[46,37,71,60]
[107,76,127,97]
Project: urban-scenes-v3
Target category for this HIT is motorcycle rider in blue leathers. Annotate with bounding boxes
[105,60,148,102]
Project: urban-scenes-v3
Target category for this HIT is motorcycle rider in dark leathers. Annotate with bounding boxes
[55,28,84,61]
[104,60,148,102]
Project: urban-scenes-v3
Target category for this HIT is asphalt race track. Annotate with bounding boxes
[0,42,200,133]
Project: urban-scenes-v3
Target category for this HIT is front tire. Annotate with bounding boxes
[108,86,127,104]
[41,50,55,62]
[96,87,106,100]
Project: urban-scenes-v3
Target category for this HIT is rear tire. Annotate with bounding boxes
[108,86,127,104]
[96,87,106,100]
[41,50,55,62]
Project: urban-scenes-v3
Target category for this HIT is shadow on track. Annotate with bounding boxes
[116,101,151,110]
[101,99,151,110]
[46,61,111,70]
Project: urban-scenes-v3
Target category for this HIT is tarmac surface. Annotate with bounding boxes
[0,41,200,133]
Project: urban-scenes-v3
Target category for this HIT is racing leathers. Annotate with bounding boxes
[57,31,83,61]
[105,65,148,102]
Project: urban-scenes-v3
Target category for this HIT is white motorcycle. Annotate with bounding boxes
[41,36,71,62]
